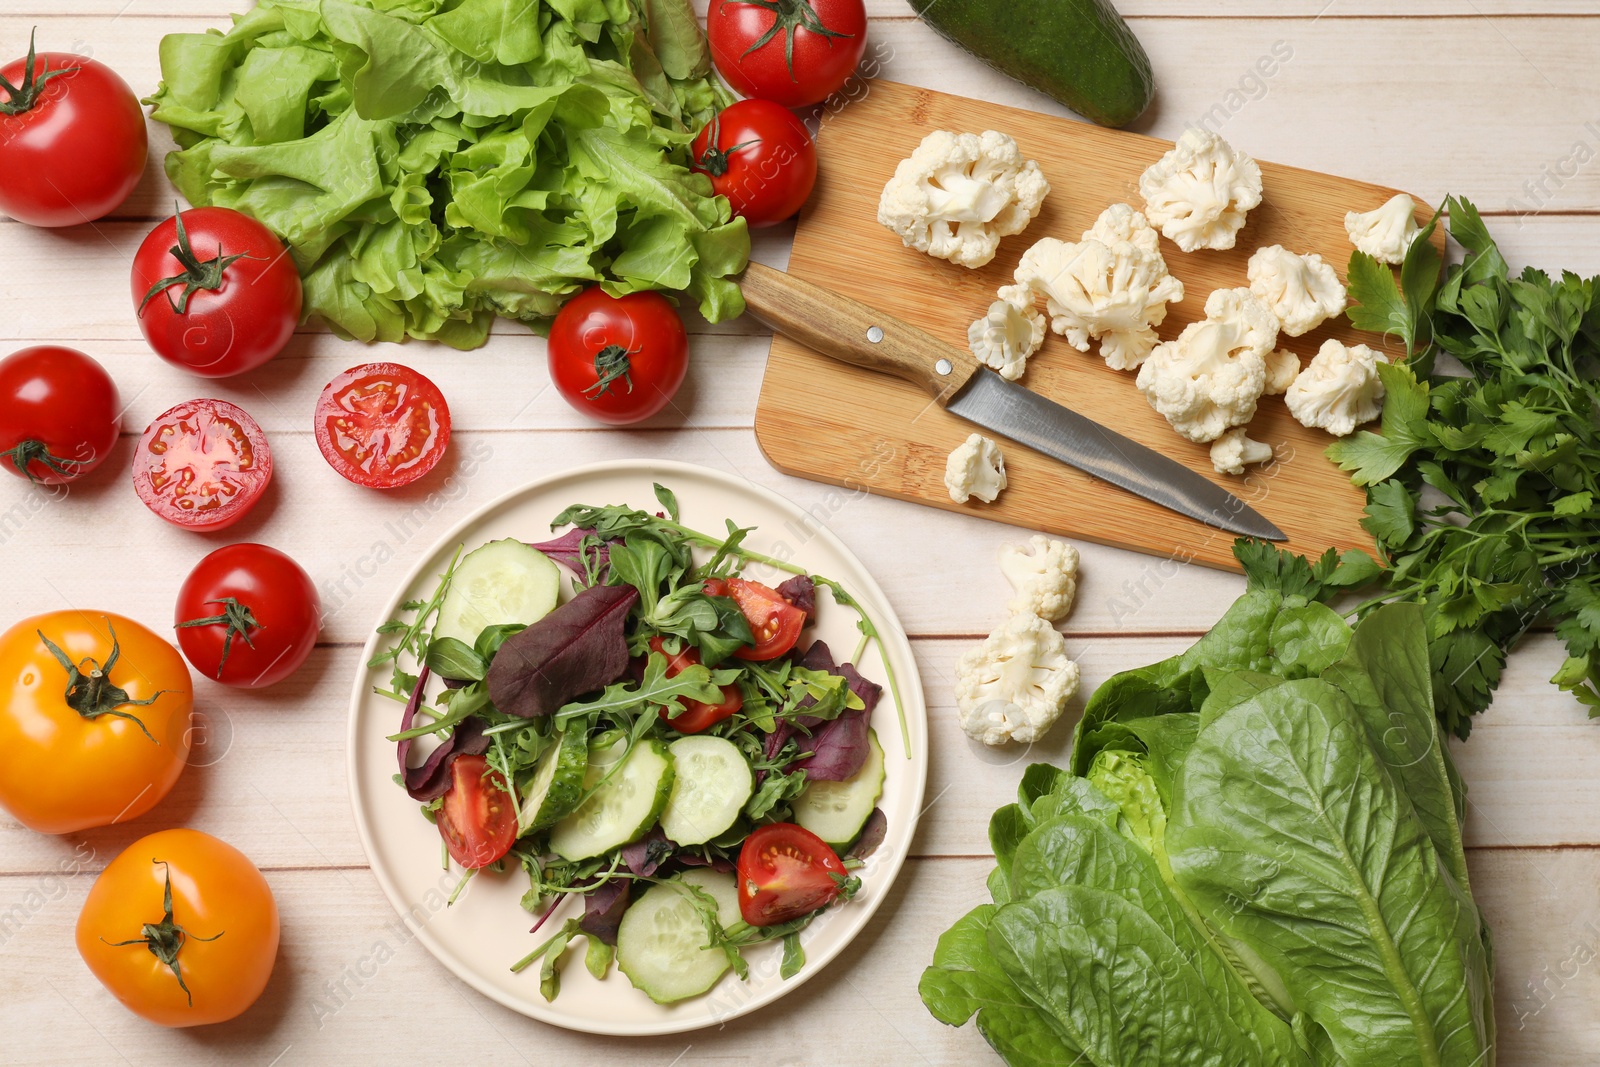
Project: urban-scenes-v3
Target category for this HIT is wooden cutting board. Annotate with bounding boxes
[753,80,1435,571]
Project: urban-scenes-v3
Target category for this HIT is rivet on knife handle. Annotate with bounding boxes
[741,262,979,404]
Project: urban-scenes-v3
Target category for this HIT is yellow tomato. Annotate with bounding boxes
[76,828,280,1027]
[0,610,192,834]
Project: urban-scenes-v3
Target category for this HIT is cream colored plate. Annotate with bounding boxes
[346,460,928,1035]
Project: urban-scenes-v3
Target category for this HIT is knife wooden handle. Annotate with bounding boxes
[741,262,981,403]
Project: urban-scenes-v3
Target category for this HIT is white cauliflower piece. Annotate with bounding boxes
[1135,287,1280,443]
[999,536,1080,621]
[1344,194,1418,265]
[878,130,1051,269]
[945,433,1007,504]
[1138,128,1263,252]
[1006,222,1184,371]
[968,299,1046,381]
[1285,339,1389,436]
[1209,427,1275,475]
[955,614,1081,745]
[1247,245,1347,337]
[1082,202,1163,259]
[1263,347,1299,395]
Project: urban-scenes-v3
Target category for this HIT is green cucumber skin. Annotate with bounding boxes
[909,0,1154,128]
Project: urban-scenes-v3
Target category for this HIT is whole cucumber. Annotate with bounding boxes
[908,0,1154,128]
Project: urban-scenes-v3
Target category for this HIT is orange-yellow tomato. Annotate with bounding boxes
[0,611,192,834]
[77,828,280,1027]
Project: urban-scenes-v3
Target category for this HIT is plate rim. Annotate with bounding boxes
[344,459,929,1036]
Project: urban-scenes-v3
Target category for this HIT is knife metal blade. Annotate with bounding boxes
[947,370,1286,541]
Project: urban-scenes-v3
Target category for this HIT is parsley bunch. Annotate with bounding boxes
[1329,196,1600,737]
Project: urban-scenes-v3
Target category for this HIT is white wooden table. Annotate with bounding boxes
[3,3,1598,1063]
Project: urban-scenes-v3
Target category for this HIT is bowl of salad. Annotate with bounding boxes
[347,460,927,1035]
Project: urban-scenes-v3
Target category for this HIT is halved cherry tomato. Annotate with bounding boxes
[314,362,451,489]
[76,828,279,1028]
[437,754,516,869]
[704,577,807,661]
[649,635,743,733]
[736,822,847,926]
[133,399,273,533]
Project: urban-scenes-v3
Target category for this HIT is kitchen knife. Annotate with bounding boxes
[741,262,1286,542]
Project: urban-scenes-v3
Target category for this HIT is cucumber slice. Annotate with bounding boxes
[549,738,674,860]
[519,728,588,834]
[617,872,739,1004]
[792,729,885,849]
[433,539,560,648]
[659,736,754,847]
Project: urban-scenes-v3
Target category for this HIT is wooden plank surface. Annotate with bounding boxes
[2,5,1599,1065]
[758,79,1425,569]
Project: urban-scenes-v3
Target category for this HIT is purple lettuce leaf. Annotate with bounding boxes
[777,574,816,620]
[396,668,493,800]
[621,826,676,877]
[847,808,888,860]
[530,527,609,577]
[760,641,884,782]
[485,584,638,717]
[578,879,632,946]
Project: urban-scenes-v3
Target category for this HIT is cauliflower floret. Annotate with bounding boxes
[999,535,1080,621]
[968,299,1046,381]
[1138,128,1263,252]
[1082,202,1163,260]
[1345,194,1418,265]
[1285,339,1389,436]
[1135,287,1279,443]
[1247,245,1347,337]
[1209,427,1275,475]
[955,614,1081,745]
[878,130,1051,269]
[1005,222,1184,372]
[1263,347,1299,395]
[945,433,1007,504]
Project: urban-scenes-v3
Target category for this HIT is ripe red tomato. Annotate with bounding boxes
[692,100,817,229]
[175,544,320,689]
[0,346,121,484]
[708,0,868,109]
[437,754,516,869]
[649,636,744,733]
[547,288,688,425]
[132,207,302,379]
[133,399,273,533]
[0,35,146,228]
[736,822,848,926]
[704,578,807,660]
[313,363,451,490]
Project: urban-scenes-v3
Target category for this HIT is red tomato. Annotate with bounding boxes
[133,399,273,533]
[692,100,817,229]
[174,544,320,689]
[0,346,121,484]
[437,754,516,869]
[736,822,847,926]
[704,578,807,661]
[547,287,688,426]
[649,636,743,733]
[0,35,146,228]
[313,363,450,490]
[132,207,303,379]
[708,0,868,109]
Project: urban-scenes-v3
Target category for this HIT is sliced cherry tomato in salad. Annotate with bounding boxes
[131,207,303,379]
[314,362,451,489]
[708,0,868,110]
[0,346,121,484]
[0,34,147,228]
[175,544,321,689]
[133,399,273,533]
[547,287,689,426]
[736,822,847,926]
[437,754,516,869]
[691,100,817,229]
[649,635,743,733]
[704,577,807,661]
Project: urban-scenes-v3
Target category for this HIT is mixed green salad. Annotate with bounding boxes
[372,485,899,1004]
